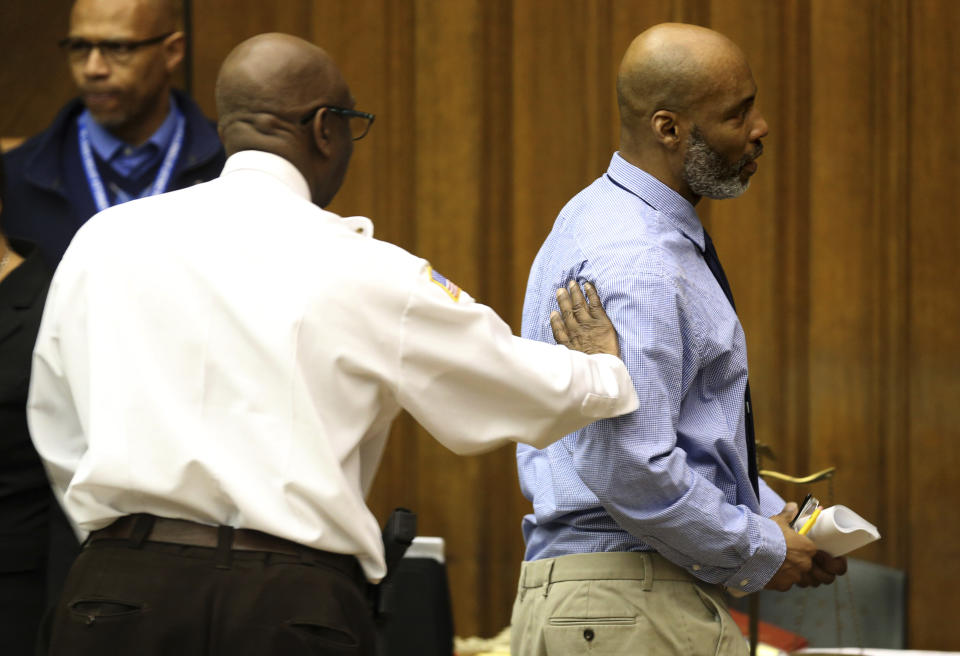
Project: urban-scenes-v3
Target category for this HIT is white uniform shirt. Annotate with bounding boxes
[27,151,638,581]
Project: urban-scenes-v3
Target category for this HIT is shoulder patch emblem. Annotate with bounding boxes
[428,266,462,302]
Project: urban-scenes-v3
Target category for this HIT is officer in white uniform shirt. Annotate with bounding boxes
[27,33,639,656]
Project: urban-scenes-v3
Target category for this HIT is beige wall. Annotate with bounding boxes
[3,0,958,647]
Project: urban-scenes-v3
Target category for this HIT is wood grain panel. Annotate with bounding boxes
[770,0,814,511]
[510,1,616,328]
[473,0,528,634]
[808,0,886,561]
[909,0,960,647]
[869,0,910,576]
[0,2,82,138]
[409,0,489,634]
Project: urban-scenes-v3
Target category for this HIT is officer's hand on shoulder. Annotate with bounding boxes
[550,280,621,359]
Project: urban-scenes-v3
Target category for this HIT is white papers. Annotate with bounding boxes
[806,505,880,556]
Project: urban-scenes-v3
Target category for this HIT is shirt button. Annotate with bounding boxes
[740,579,750,587]
[123,147,133,156]
[583,628,595,641]
[692,564,701,571]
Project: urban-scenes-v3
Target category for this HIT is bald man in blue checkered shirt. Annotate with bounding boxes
[511,24,847,656]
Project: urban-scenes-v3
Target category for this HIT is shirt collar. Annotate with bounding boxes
[221,150,312,200]
[80,95,180,161]
[606,152,705,251]
[219,151,375,238]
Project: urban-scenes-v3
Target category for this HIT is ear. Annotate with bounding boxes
[311,108,334,158]
[162,32,186,73]
[651,109,681,150]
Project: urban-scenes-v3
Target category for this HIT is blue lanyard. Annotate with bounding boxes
[78,114,186,213]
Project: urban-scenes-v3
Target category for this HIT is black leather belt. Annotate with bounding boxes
[88,514,362,582]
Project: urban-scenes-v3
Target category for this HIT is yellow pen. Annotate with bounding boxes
[798,507,822,536]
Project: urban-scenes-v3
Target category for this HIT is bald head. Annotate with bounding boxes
[215,33,356,207]
[215,33,349,154]
[614,24,767,205]
[617,23,747,129]
[71,0,181,36]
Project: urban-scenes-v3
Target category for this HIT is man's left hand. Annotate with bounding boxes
[550,280,621,359]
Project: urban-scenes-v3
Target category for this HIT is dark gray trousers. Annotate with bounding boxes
[42,530,375,656]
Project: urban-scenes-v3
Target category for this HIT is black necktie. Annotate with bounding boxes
[701,229,760,497]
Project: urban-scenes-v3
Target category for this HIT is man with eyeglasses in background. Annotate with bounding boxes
[27,32,641,655]
[2,0,224,269]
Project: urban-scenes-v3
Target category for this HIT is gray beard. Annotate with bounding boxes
[682,127,758,200]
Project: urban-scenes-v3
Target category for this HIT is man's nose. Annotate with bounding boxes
[751,112,769,141]
[83,47,110,77]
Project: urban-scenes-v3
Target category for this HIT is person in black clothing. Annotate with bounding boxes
[2,0,224,268]
[0,145,58,655]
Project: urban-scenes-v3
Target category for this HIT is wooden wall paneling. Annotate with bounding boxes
[770,0,813,508]
[473,0,527,636]
[409,0,490,638]
[670,0,711,26]
[0,2,82,138]
[807,0,885,561]
[477,0,515,324]
[908,1,960,648]
[869,0,910,573]
[510,0,616,326]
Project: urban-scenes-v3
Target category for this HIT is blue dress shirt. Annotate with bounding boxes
[80,96,181,181]
[517,153,786,593]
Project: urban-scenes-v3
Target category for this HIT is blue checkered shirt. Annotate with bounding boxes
[517,153,787,593]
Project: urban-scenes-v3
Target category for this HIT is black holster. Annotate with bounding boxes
[371,507,417,618]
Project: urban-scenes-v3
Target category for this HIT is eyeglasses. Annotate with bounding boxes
[298,105,375,141]
[58,33,174,64]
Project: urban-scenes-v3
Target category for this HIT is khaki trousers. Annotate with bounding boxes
[510,552,747,656]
